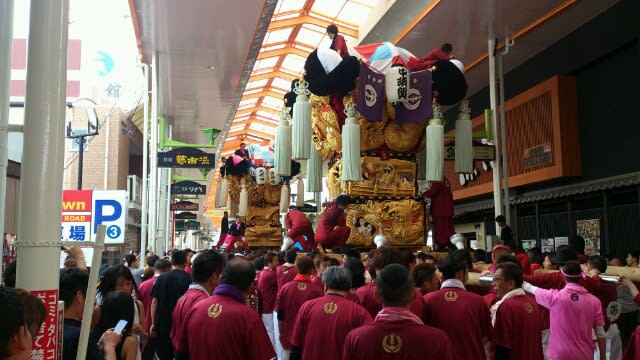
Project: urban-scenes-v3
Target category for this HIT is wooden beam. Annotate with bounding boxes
[235,106,279,117]
[228,129,275,140]
[241,90,285,102]
[248,71,298,82]
[257,46,310,60]
[232,117,279,128]
[268,14,358,38]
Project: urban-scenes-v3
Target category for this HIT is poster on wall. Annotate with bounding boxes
[541,238,555,253]
[554,236,569,250]
[577,219,600,255]
[521,240,537,251]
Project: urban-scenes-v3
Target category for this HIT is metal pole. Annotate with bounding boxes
[16,0,69,295]
[75,225,106,360]
[77,136,84,189]
[0,0,14,242]
[498,36,514,228]
[149,53,158,254]
[488,38,503,234]
[165,125,172,253]
[140,63,150,267]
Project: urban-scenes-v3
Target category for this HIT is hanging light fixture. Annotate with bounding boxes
[426,104,444,181]
[455,99,473,174]
[340,104,363,182]
[280,183,290,213]
[237,180,249,216]
[292,80,312,160]
[275,109,292,176]
[306,145,322,192]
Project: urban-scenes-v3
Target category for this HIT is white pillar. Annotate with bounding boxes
[498,38,513,227]
[16,0,69,291]
[488,38,503,234]
[140,63,150,267]
[0,0,14,242]
[149,53,158,254]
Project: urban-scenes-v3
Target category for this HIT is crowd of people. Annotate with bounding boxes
[2,242,640,360]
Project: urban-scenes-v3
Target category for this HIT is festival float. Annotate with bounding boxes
[216,40,470,250]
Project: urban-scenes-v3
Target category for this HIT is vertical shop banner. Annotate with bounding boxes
[577,219,600,255]
[31,289,59,360]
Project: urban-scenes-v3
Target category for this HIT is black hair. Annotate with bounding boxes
[254,257,265,271]
[146,255,159,267]
[192,250,226,284]
[97,264,138,298]
[375,246,404,271]
[562,261,582,283]
[401,250,416,269]
[285,248,298,264]
[473,249,487,262]
[342,247,360,260]
[335,195,349,207]
[60,268,90,311]
[329,258,340,267]
[417,253,436,263]
[448,249,473,271]
[496,262,523,288]
[0,287,25,359]
[629,249,640,261]
[220,258,256,292]
[589,255,607,274]
[171,250,188,266]
[2,260,16,288]
[343,257,366,288]
[94,291,134,338]
[571,235,586,253]
[154,258,171,271]
[376,264,414,307]
[277,251,286,265]
[438,252,468,280]
[326,24,338,35]
[441,43,453,53]
[496,254,522,270]
[495,215,506,223]
[124,254,137,266]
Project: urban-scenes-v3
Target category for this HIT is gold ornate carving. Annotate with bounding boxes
[244,225,281,245]
[382,333,403,354]
[346,199,424,247]
[310,94,341,159]
[383,120,428,152]
[350,157,416,198]
[208,303,223,318]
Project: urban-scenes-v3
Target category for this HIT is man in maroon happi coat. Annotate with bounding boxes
[138,259,170,360]
[343,264,454,360]
[422,177,455,251]
[423,250,490,360]
[177,258,276,360]
[257,252,279,350]
[285,208,316,251]
[276,255,323,360]
[407,43,454,72]
[289,266,372,360]
[277,249,298,290]
[172,251,225,358]
[355,246,425,318]
[315,195,351,251]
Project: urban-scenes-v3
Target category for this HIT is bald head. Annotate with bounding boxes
[220,258,256,292]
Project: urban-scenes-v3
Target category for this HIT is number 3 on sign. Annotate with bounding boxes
[107,225,121,239]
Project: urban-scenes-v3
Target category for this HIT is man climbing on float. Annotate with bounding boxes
[315,195,351,252]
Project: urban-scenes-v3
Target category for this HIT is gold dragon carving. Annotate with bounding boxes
[228,176,282,244]
[310,94,341,159]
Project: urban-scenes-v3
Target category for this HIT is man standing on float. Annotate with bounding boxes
[315,195,351,252]
[422,176,455,251]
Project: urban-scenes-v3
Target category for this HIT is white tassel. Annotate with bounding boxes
[426,105,444,182]
[238,181,249,216]
[296,178,305,207]
[280,184,290,213]
[340,104,363,182]
[217,178,229,208]
[275,109,292,176]
[455,99,473,173]
[307,145,322,192]
[385,66,410,104]
[292,81,312,160]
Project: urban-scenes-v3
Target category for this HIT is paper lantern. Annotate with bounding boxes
[275,109,292,176]
[255,167,266,185]
[292,81,312,160]
[216,178,228,208]
[455,100,473,174]
[268,168,281,185]
[280,184,290,213]
[237,181,249,216]
[340,104,363,182]
[296,178,305,207]
[385,66,410,104]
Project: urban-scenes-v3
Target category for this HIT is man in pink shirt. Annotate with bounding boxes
[524,261,606,360]
[138,259,170,360]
